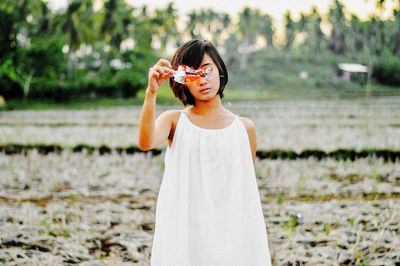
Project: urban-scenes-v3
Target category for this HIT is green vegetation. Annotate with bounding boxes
[4,97,137,110]
[1,144,399,162]
[282,214,300,234]
[277,192,285,204]
[0,0,399,109]
[40,218,71,238]
[372,51,400,85]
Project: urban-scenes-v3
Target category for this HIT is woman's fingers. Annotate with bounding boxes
[149,67,160,79]
[151,65,174,78]
[147,59,175,91]
[163,72,173,78]
[157,59,172,68]
[153,65,167,75]
[156,59,174,75]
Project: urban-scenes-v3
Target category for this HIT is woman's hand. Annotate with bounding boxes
[147,59,174,95]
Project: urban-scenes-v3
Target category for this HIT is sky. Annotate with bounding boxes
[48,0,395,20]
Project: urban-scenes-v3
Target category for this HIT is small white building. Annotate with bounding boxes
[336,63,368,82]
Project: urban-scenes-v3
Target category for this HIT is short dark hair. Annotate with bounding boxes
[169,39,228,106]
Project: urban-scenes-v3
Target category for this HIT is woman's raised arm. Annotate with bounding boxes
[137,59,174,151]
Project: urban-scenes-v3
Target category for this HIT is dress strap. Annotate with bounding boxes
[180,110,188,121]
[179,110,191,128]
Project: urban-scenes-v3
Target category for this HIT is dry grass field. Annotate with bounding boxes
[1,97,399,265]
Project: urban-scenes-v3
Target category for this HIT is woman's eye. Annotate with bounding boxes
[203,67,212,76]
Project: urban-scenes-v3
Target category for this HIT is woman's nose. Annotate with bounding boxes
[199,77,208,86]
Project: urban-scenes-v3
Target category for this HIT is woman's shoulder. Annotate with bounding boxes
[237,115,256,130]
[159,109,182,116]
[222,106,255,130]
[158,109,182,123]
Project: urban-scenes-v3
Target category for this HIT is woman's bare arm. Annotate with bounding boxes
[239,117,257,164]
[137,59,174,151]
[247,121,257,164]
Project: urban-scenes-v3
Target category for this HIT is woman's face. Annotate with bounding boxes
[185,53,221,101]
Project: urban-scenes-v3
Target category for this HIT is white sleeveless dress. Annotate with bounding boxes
[150,109,272,266]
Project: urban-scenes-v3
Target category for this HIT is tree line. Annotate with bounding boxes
[0,0,399,103]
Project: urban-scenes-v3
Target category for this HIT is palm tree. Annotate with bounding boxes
[185,8,230,50]
[186,10,199,39]
[59,0,96,78]
[367,16,386,55]
[36,1,51,36]
[101,0,133,50]
[153,3,179,55]
[327,0,347,55]
[309,7,324,61]
[348,15,366,56]
[61,1,84,52]
[292,7,324,60]
[133,5,157,50]
[210,11,231,49]
[393,8,400,57]
[185,9,208,41]
[366,0,399,57]
[259,13,275,50]
[237,7,261,71]
[284,11,295,50]
[223,33,239,68]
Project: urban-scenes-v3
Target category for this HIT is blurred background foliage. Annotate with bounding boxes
[0,0,399,107]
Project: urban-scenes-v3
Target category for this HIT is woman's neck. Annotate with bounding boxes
[190,96,225,116]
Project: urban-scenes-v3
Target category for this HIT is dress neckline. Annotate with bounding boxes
[181,110,237,132]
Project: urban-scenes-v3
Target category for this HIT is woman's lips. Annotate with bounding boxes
[200,88,211,93]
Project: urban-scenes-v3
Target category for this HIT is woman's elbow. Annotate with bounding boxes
[137,139,153,151]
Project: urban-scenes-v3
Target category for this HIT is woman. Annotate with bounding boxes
[138,39,272,266]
